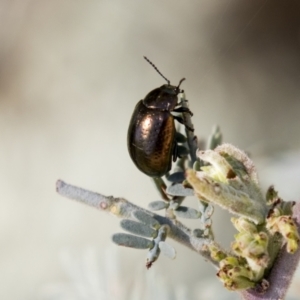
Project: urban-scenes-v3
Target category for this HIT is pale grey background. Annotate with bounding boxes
[1,0,300,299]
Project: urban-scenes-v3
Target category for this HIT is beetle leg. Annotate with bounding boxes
[173,115,194,132]
[172,141,179,162]
[177,99,188,104]
[173,106,193,116]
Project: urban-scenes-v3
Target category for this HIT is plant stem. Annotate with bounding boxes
[56,179,220,267]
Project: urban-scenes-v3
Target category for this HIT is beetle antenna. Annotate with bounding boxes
[177,78,186,90]
[143,56,170,85]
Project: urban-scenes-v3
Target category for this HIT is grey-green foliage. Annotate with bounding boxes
[112,233,153,249]
[133,210,161,229]
[121,220,157,238]
[148,201,169,211]
[112,211,176,268]
[166,183,194,197]
[173,206,201,219]
[148,198,201,219]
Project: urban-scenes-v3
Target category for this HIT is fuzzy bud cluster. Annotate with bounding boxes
[266,200,299,254]
[186,144,299,292]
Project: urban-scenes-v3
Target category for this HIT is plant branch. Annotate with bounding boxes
[56,180,300,299]
[56,179,220,267]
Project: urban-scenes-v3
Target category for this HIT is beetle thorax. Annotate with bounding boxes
[143,84,179,111]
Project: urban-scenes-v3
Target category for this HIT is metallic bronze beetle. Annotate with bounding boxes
[127,57,193,177]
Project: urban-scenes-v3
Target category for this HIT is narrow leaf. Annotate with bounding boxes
[174,206,201,219]
[166,183,194,196]
[159,241,176,259]
[133,210,160,229]
[112,233,153,249]
[166,171,185,183]
[148,200,169,211]
[120,220,157,238]
[146,244,160,269]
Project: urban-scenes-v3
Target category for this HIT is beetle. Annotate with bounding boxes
[127,57,194,178]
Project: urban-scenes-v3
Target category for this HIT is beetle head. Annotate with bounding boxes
[143,56,185,110]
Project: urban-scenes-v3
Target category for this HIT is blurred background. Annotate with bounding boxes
[1,0,300,299]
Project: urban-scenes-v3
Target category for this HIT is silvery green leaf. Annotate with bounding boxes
[146,243,160,269]
[112,233,153,249]
[146,225,169,268]
[174,206,201,219]
[120,220,157,238]
[148,200,169,211]
[166,183,194,196]
[159,241,176,259]
[177,145,189,156]
[175,131,187,143]
[166,171,185,183]
[133,210,160,229]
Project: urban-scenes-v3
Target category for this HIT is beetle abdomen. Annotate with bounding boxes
[127,100,175,177]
